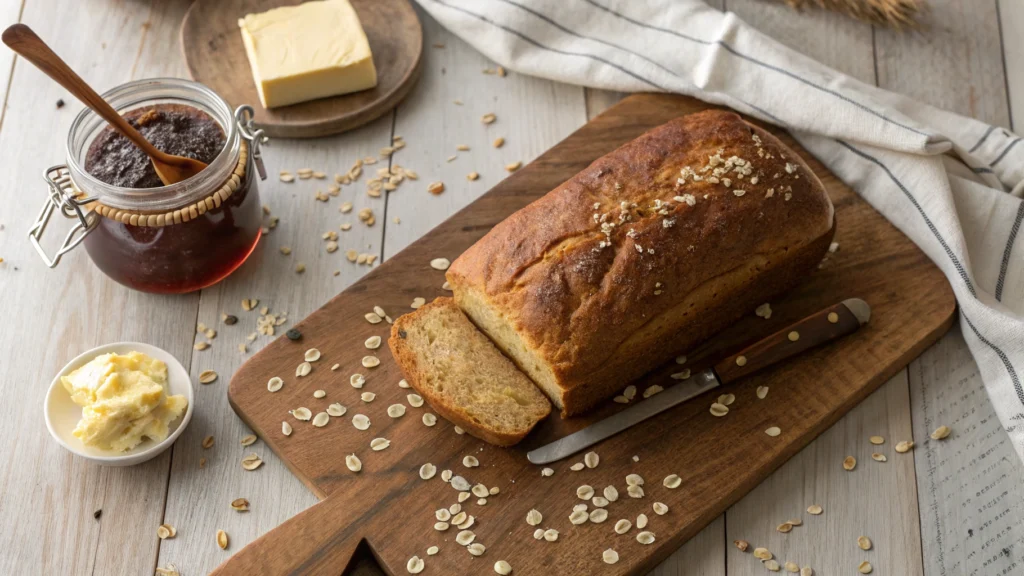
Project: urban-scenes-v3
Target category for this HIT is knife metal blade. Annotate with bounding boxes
[527,369,720,465]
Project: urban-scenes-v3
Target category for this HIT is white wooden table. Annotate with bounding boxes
[1,1,1021,574]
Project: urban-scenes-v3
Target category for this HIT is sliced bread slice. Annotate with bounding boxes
[388,297,551,446]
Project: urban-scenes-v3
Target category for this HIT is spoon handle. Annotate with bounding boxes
[2,24,166,160]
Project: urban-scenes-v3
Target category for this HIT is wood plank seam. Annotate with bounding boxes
[0,0,26,133]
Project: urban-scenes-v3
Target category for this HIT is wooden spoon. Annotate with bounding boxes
[2,23,208,185]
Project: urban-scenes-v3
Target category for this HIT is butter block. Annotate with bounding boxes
[238,0,378,109]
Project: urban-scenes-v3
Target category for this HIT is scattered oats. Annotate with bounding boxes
[532,528,545,540]
[570,462,585,471]
[670,370,691,380]
[352,414,371,430]
[765,560,781,572]
[463,455,480,468]
[446,155,457,163]
[614,519,632,534]
[577,485,595,500]
[489,487,500,495]
[843,456,857,471]
[632,455,639,462]
[895,440,915,453]
[505,161,522,172]
[858,561,873,574]
[593,496,609,507]
[231,498,250,512]
[406,394,424,408]
[467,172,479,181]
[481,113,496,124]
[626,473,644,486]
[718,393,736,406]
[193,341,210,351]
[295,263,306,274]
[467,543,486,556]
[785,561,799,573]
[436,508,452,522]
[216,529,229,550]
[734,540,749,552]
[441,470,453,483]
[710,403,729,417]
[643,385,664,398]
[407,555,424,574]
[363,336,382,350]
[282,421,293,436]
[777,522,794,533]
[757,386,769,399]
[240,434,257,447]
[241,298,258,311]
[238,343,248,354]
[807,504,823,515]
[434,521,450,531]
[312,412,330,427]
[350,374,367,389]
[422,413,437,426]
[291,407,312,421]
[636,514,649,530]
[398,378,411,389]
[653,502,668,515]
[361,392,376,403]
[304,348,321,362]
[280,173,294,183]
[604,485,619,502]
[590,508,609,523]
[735,355,747,367]
[472,484,489,498]
[636,531,655,545]
[313,389,326,399]
[427,181,445,195]
[451,511,467,525]
[199,369,218,384]
[733,189,746,197]
[494,560,512,575]
[801,568,813,576]
[296,362,312,377]
[788,330,800,342]
[156,565,180,576]
[362,355,380,368]
[872,453,887,462]
[411,297,426,309]
[326,241,339,254]
[524,509,545,527]
[427,546,439,556]
[370,437,390,451]
[755,303,772,319]
[456,530,478,547]
[584,451,600,469]
[157,524,176,539]
[573,504,588,513]
[569,509,589,525]
[543,529,559,542]
[623,385,637,401]
[541,467,554,477]
[931,425,951,440]
[241,453,263,471]
[451,476,471,491]
[663,474,682,489]
[754,548,773,560]
[384,404,406,418]
[829,242,839,253]
[765,426,782,437]
[458,492,471,503]
[430,258,451,270]
[454,426,465,435]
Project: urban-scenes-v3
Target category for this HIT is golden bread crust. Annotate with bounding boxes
[447,110,834,415]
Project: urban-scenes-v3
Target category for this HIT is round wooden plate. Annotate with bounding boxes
[180,0,423,138]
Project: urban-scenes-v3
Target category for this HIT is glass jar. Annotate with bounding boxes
[29,78,268,294]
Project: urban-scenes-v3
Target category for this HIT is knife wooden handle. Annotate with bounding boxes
[713,298,869,384]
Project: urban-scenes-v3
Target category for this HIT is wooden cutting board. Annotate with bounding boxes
[218,94,955,575]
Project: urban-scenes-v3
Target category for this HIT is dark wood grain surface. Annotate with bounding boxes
[217,94,956,575]
[180,0,422,138]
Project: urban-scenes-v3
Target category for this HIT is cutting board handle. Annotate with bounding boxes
[211,493,366,576]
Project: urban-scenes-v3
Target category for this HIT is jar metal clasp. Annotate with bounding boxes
[28,165,99,268]
[235,105,268,181]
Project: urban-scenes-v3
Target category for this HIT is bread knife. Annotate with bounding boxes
[526,298,871,464]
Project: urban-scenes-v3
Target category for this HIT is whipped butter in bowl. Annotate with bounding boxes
[45,342,193,466]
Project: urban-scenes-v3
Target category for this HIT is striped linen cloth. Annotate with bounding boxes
[416,0,1024,460]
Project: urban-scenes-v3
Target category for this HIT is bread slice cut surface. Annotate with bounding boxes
[388,297,551,446]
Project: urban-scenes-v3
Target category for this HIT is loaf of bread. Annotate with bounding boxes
[389,297,552,446]
[446,110,834,416]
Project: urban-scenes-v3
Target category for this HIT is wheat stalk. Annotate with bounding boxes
[780,0,926,28]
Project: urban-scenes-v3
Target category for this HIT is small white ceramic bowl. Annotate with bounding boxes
[44,341,194,466]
